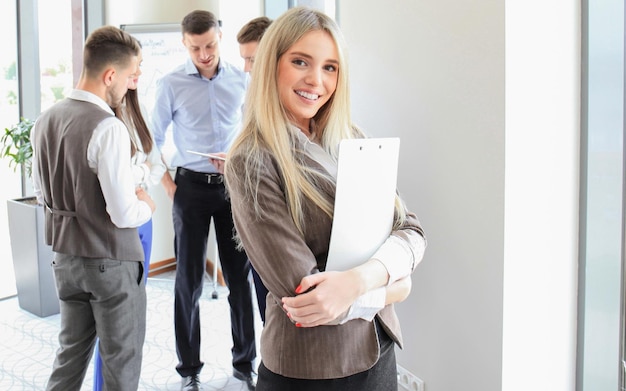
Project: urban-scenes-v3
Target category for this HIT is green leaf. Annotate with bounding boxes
[1,117,33,176]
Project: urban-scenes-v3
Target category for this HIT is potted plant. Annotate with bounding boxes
[1,117,34,176]
[1,117,59,317]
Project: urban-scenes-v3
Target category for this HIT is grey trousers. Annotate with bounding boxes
[45,253,146,391]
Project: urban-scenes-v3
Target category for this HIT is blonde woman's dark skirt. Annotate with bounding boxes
[256,319,397,391]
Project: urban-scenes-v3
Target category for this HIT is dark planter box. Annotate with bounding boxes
[7,197,59,317]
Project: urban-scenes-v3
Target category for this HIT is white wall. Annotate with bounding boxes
[503,1,580,390]
[341,1,505,389]
[340,1,579,390]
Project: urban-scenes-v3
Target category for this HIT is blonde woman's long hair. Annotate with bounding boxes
[228,6,406,235]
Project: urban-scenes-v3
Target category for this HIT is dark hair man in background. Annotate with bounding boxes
[32,25,156,391]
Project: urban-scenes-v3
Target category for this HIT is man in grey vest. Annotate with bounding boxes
[31,26,156,391]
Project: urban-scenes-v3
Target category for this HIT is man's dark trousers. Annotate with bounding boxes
[173,169,256,377]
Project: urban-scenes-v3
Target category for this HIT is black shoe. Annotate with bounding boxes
[233,368,256,390]
[181,374,201,391]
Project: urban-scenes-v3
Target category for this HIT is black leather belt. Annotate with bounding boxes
[177,167,224,184]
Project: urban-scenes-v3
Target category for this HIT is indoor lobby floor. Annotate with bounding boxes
[0,271,262,390]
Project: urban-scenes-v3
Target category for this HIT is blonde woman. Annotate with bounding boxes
[225,7,426,390]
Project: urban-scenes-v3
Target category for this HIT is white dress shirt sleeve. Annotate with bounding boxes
[338,231,427,323]
[133,101,168,187]
[30,121,44,205]
[373,231,426,286]
[144,145,167,186]
[131,148,166,189]
[339,287,387,324]
[87,117,152,228]
[131,159,152,187]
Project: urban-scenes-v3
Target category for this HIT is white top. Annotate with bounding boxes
[119,100,167,189]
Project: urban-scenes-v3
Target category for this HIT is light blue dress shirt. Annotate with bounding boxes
[151,58,248,173]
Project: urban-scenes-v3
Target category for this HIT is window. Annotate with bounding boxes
[0,1,23,299]
[38,0,73,112]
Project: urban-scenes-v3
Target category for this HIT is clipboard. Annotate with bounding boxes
[325,137,400,271]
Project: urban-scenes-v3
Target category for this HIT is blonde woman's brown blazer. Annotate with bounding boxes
[226,141,424,380]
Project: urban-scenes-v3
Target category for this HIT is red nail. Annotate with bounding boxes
[295,323,302,327]
[295,284,303,294]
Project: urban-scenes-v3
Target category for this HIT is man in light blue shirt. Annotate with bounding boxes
[151,10,256,391]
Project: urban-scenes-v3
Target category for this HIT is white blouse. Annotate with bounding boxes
[120,101,167,190]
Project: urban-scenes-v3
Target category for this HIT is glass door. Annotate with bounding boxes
[578,0,625,390]
[0,1,23,299]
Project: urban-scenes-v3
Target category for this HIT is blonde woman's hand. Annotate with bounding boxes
[385,276,412,305]
[281,270,362,328]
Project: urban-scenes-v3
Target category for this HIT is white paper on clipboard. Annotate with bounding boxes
[325,137,400,272]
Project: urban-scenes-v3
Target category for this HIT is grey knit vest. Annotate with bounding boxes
[33,98,144,261]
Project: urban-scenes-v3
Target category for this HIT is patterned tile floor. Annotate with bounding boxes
[0,272,262,390]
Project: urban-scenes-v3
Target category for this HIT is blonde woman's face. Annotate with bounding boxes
[277,30,339,131]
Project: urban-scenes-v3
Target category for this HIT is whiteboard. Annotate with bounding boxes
[325,137,400,272]
[121,23,187,115]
